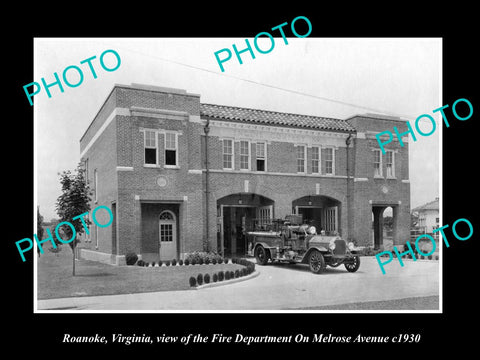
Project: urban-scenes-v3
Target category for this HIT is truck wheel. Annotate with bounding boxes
[255,246,269,266]
[308,250,325,274]
[344,256,361,272]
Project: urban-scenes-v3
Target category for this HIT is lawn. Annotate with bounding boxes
[37,246,244,300]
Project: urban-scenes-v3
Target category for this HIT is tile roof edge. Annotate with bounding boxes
[200,102,347,122]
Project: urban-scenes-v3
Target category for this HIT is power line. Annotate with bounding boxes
[93,40,427,122]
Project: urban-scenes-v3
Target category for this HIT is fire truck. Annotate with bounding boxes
[247,215,363,274]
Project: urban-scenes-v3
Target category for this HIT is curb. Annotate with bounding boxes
[194,270,260,290]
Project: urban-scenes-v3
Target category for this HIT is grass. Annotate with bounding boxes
[37,246,243,300]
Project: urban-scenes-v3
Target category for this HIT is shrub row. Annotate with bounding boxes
[135,257,233,267]
[184,251,223,265]
[189,259,256,287]
[379,252,439,261]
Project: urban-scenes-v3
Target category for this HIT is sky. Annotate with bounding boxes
[34,37,441,221]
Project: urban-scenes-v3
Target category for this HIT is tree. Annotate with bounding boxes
[37,207,44,257]
[55,163,92,276]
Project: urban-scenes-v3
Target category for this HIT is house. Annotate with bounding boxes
[412,197,439,234]
[78,83,411,265]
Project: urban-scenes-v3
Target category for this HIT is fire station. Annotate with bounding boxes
[78,83,411,265]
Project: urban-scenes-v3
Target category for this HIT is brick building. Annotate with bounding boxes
[78,83,411,265]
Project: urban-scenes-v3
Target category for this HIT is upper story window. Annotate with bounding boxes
[373,149,382,177]
[322,147,334,175]
[144,130,157,165]
[386,150,395,178]
[223,139,234,170]
[296,145,306,173]
[239,140,250,170]
[165,132,178,167]
[311,147,319,173]
[256,142,266,172]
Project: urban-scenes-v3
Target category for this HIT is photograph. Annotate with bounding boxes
[32,37,441,312]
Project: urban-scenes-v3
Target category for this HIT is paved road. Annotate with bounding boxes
[37,257,440,311]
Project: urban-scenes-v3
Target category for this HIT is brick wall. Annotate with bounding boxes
[80,114,118,254]
[79,84,411,262]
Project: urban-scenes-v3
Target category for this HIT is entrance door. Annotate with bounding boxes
[159,210,177,260]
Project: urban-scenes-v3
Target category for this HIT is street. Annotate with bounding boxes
[37,256,440,311]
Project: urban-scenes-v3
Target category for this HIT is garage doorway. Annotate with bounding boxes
[217,193,274,257]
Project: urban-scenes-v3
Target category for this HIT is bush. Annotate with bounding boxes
[230,271,235,279]
[179,259,183,266]
[165,260,170,266]
[213,273,218,282]
[205,258,210,265]
[184,251,223,265]
[218,271,224,281]
[234,269,240,278]
[152,261,156,267]
[191,259,196,266]
[232,258,237,264]
[428,255,433,260]
[420,255,424,260]
[126,252,138,265]
[204,273,210,284]
[225,271,231,280]
[197,274,203,286]
[158,260,163,267]
[189,276,197,287]
[184,259,190,266]
[172,259,177,266]
[198,258,204,265]
[435,255,439,260]
[224,258,229,264]
[137,260,145,267]
[212,258,217,265]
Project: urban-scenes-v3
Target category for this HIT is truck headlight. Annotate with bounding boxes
[329,240,336,250]
[348,242,355,251]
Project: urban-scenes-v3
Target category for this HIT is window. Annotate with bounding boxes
[296,145,306,173]
[165,132,178,167]
[160,223,173,242]
[223,139,233,169]
[84,158,89,184]
[144,130,157,165]
[386,150,395,178]
[374,149,382,177]
[322,147,334,175]
[93,169,98,202]
[325,207,337,232]
[311,147,319,173]
[239,141,250,170]
[256,142,266,171]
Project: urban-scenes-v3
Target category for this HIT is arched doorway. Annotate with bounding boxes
[217,193,274,257]
[292,195,341,235]
[372,204,398,250]
[159,210,177,261]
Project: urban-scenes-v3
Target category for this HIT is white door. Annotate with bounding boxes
[159,211,177,261]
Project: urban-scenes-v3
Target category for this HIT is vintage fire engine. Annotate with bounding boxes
[247,215,363,274]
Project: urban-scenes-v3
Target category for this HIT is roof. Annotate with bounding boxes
[412,198,439,212]
[200,103,356,132]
